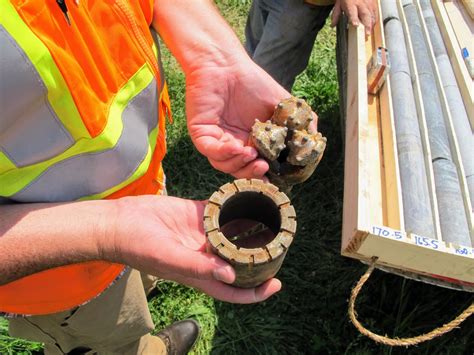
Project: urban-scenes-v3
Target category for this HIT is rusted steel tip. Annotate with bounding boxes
[203,179,296,288]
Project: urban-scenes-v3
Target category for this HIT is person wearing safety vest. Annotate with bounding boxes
[245,0,378,91]
[0,1,299,353]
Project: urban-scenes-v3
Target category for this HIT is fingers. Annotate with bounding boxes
[195,133,270,178]
[159,239,236,283]
[369,0,379,25]
[308,112,318,133]
[208,145,256,170]
[178,276,282,304]
[230,159,269,179]
[359,5,374,35]
[157,242,282,303]
[194,135,244,162]
[334,0,378,35]
[331,3,342,27]
[345,4,360,27]
[210,158,268,179]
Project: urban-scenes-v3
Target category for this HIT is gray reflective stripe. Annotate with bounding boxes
[11,79,158,203]
[151,29,166,91]
[0,25,74,167]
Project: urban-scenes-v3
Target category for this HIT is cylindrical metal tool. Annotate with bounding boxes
[204,179,296,288]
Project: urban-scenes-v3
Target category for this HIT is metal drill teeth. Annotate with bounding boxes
[203,179,296,288]
[250,97,327,191]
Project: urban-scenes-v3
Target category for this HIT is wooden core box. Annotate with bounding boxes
[340,0,474,292]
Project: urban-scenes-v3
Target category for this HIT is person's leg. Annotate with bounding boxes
[9,269,166,354]
[245,0,268,56]
[247,0,333,91]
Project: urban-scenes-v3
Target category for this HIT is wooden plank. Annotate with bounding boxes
[364,29,384,230]
[342,222,474,286]
[444,0,474,55]
[398,1,443,241]
[376,1,404,231]
[341,1,474,288]
[346,229,474,284]
[431,0,474,128]
[415,0,474,245]
[341,24,368,251]
[461,0,474,20]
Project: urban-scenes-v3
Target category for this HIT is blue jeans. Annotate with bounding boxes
[245,0,333,91]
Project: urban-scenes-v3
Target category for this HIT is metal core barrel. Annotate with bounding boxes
[204,179,296,288]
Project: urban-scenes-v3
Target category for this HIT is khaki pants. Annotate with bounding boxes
[8,269,166,355]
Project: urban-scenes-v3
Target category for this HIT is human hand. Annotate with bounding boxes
[331,0,378,35]
[100,195,281,303]
[185,57,294,179]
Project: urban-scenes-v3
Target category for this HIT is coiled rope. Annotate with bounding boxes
[348,257,474,346]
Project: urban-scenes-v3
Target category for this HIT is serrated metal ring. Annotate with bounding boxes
[203,179,296,288]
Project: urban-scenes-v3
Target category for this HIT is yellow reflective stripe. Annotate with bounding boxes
[0,1,89,140]
[0,153,16,175]
[0,65,154,196]
[79,127,158,201]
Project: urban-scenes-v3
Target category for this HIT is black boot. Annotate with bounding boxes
[156,319,200,355]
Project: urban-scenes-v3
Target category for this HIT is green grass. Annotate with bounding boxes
[1,1,472,354]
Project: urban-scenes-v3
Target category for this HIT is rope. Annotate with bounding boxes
[348,257,474,346]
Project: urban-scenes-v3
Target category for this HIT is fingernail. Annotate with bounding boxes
[213,266,234,283]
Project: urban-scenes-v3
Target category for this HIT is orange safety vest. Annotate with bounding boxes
[0,0,170,316]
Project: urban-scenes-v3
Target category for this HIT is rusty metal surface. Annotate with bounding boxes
[250,97,327,193]
[204,179,296,288]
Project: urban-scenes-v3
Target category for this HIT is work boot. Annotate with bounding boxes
[156,319,200,355]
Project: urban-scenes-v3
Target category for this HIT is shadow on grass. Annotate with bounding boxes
[207,114,473,355]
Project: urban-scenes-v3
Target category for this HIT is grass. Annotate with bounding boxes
[1,1,472,354]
